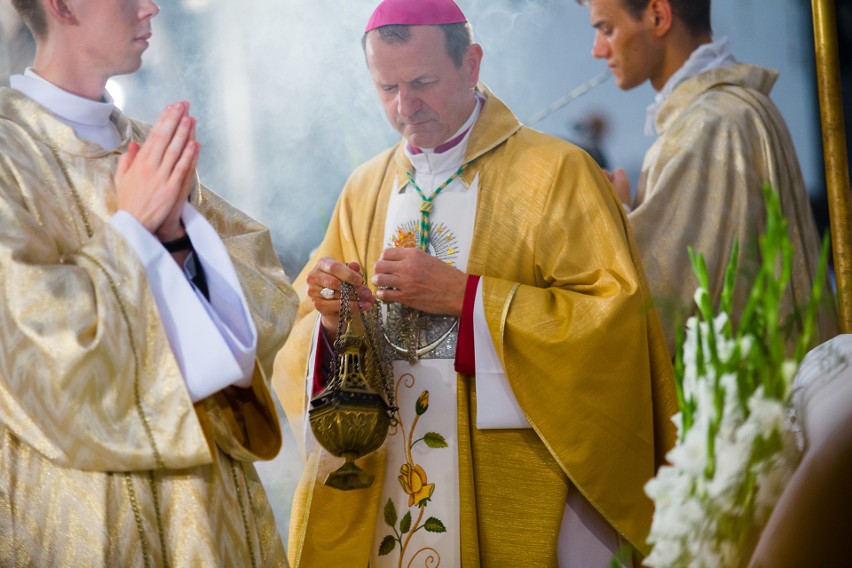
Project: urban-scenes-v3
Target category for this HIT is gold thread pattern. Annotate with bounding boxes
[124,473,153,568]
[0,92,294,565]
[230,459,258,568]
[147,470,169,568]
[76,251,165,470]
[48,146,93,239]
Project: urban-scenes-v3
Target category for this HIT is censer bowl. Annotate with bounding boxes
[309,390,391,490]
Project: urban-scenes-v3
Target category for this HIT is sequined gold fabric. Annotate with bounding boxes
[0,87,298,567]
[273,85,677,566]
[634,64,838,353]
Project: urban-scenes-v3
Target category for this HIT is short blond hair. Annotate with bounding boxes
[11,0,47,39]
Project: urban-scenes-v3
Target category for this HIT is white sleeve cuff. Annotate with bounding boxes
[109,210,248,402]
[473,279,531,429]
[302,315,324,455]
[182,203,257,383]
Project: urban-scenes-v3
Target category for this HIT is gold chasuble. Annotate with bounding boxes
[634,64,838,353]
[0,88,297,566]
[274,86,677,567]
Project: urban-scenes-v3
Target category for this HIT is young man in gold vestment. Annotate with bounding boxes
[274,0,677,566]
[0,0,297,565]
[578,0,837,353]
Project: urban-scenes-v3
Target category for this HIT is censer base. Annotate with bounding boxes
[324,459,375,491]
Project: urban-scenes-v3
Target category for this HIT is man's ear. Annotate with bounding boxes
[43,0,79,26]
[647,0,673,37]
[464,43,483,87]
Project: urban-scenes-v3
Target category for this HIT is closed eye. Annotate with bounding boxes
[593,22,613,36]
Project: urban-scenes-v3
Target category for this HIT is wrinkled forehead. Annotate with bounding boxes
[365,26,451,74]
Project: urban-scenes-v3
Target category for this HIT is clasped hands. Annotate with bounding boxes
[306,248,468,339]
[115,101,199,246]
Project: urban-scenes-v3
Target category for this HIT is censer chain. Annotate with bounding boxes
[334,280,398,422]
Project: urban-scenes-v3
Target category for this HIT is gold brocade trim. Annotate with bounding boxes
[242,462,258,519]
[229,459,258,568]
[498,283,521,367]
[76,251,166,470]
[124,473,153,568]
[48,146,93,239]
[147,470,169,568]
[57,128,164,467]
[48,120,166,563]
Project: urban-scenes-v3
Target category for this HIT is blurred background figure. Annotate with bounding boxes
[563,112,611,169]
[576,0,838,356]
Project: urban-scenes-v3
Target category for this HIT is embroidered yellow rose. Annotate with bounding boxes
[415,390,429,415]
[398,463,435,508]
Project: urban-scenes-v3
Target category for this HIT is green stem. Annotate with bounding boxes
[398,506,426,568]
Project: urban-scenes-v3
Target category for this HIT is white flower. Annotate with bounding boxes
[739,335,754,357]
[718,373,745,431]
[735,420,759,449]
[693,287,711,311]
[706,436,748,503]
[747,391,786,439]
[667,422,708,477]
[671,412,684,437]
[644,539,685,567]
[646,196,815,567]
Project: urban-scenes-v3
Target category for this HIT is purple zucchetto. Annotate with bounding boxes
[365,0,467,33]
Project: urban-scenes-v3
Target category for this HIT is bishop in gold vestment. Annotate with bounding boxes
[275,85,677,567]
[0,87,297,566]
[634,64,838,351]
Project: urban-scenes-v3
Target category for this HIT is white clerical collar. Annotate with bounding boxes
[645,36,737,136]
[405,91,483,176]
[10,68,120,150]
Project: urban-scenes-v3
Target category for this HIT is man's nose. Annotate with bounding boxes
[397,86,421,118]
[591,33,608,59]
[141,0,160,19]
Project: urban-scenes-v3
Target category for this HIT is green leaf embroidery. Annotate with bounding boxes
[400,511,412,534]
[423,432,448,448]
[378,535,396,556]
[424,517,446,533]
[384,498,397,528]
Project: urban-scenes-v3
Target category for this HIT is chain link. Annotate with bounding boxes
[329,279,398,423]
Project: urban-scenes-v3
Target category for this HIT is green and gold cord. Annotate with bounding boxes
[405,164,466,251]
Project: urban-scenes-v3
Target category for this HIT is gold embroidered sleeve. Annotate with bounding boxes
[476,145,676,554]
[191,185,299,462]
[0,139,211,472]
